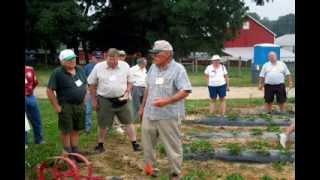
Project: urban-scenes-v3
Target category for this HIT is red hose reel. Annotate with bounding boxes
[37,153,105,180]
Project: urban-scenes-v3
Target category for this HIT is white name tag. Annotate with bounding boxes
[75,79,83,87]
[155,77,164,85]
[109,75,117,82]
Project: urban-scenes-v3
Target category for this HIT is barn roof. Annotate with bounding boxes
[275,34,295,46]
[246,15,276,37]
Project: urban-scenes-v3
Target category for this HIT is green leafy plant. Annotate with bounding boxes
[230,130,240,137]
[189,140,214,153]
[182,169,210,180]
[266,124,281,133]
[156,143,166,156]
[250,128,263,136]
[227,112,239,121]
[226,173,245,180]
[225,143,242,156]
[259,113,272,120]
[272,162,286,172]
[248,141,271,156]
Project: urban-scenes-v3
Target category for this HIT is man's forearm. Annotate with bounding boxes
[168,90,190,104]
[259,77,265,86]
[288,75,293,83]
[89,84,97,99]
[140,87,149,108]
[47,89,59,108]
[126,82,133,94]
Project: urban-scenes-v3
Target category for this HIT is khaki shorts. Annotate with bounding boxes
[58,103,85,133]
[97,96,133,129]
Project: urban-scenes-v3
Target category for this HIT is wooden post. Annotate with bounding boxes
[227,59,230,71]
[238,57,242,77]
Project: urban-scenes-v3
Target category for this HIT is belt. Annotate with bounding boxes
[98,95,124,100]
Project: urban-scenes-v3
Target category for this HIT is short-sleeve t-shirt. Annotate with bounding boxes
[259,61,290,85]
[204,64,228,87]
[47,66,87,105]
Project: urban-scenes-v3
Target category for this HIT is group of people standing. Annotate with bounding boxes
[204,51,294,148]
[25,40,294,179]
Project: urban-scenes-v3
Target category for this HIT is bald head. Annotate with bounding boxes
[268,51,277,63]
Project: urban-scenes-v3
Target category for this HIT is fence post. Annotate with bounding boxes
[238,57,242,77]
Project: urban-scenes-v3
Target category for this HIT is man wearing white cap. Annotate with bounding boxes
[139,40,192,179]
[47,49,87,159]
[204,55,229,117]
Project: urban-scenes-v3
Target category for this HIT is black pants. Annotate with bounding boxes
[264,84,287,103]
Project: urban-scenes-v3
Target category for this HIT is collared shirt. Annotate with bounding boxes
[130,65,147,87]
[25,66,38,96]
[87,60,133,98]
[84,62,96,77]
[143,60,192,121]
[47,66,87,104]
[204,64,228,87]
[259,61,290,85]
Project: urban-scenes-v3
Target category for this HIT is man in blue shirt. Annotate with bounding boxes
[83,52,101,133]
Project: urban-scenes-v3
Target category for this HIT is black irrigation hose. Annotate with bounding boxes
[186,117,292,126]
[187,132,295,141]
[184,148,295,163]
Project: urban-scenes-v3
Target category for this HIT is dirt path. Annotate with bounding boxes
[34,86,295,100]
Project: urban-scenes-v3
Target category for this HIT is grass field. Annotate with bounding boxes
[187,66,253,87]
[34,64,254,87]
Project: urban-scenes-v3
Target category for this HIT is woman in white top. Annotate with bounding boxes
[204,55,229,117]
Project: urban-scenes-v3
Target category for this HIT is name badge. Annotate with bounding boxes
[155,77,164,85]
[75,79,83,87]
[109,75,117,82]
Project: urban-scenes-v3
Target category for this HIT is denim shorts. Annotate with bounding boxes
[208,84,227,99]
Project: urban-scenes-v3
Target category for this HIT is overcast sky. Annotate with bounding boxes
[244,0,295,20]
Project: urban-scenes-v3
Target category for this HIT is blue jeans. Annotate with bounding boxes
[25,95,44,144]
[131,86,145,121]
[85,93,93,131]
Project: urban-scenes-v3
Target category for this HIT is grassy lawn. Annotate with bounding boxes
[187,65,254,87]
[32,63,294,87]
[34,65,59,86]
[33,64,254,87]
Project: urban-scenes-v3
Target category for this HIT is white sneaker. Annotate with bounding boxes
[279,133,288,148]
[116,127,125,134]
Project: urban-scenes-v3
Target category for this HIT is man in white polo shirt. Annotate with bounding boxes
[259,51,293,113]
[87,48,142,153]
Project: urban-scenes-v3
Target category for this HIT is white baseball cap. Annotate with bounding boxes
[118,50,126,55]
[149,40,173,53]
[210,55,221,61]
[59,49,76,61]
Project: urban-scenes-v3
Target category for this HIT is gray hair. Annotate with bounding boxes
[268,51,277,58]
[137,57,147,65]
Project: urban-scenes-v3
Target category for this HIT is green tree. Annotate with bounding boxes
[26,0,89,64]
[85,0,248,57]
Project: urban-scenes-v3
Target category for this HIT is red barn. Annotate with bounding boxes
[224,15,275,48]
